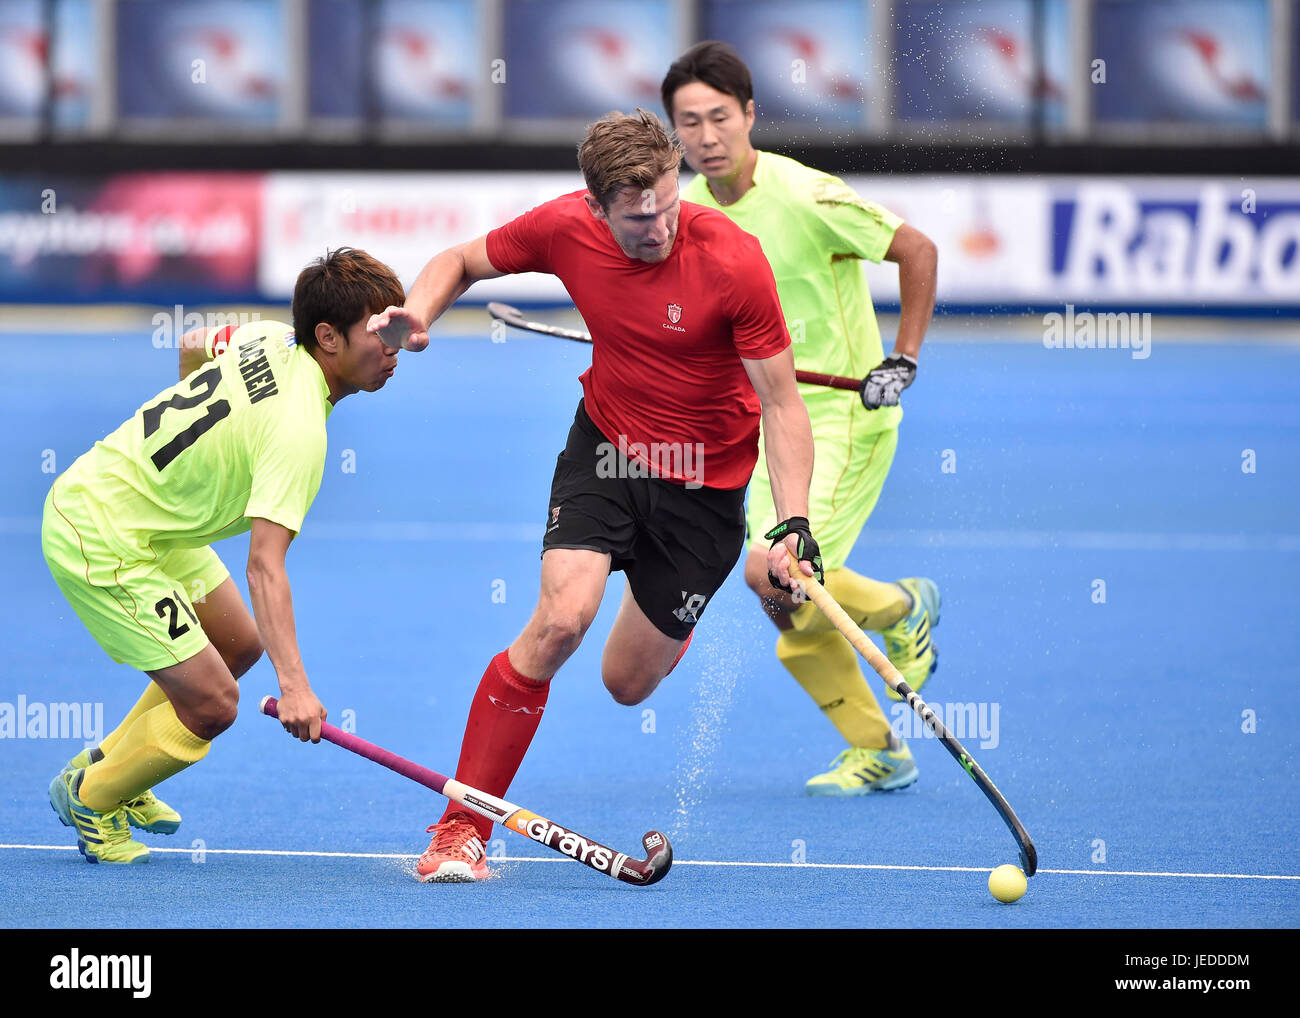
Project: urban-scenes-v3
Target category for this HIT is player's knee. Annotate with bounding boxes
[188,682,239,740]
[601,649,668,705]
[608,687,647,707]
[536,608,594,656]
[602,672,652,707]
[225,637,264,679]
[210,683,240,736]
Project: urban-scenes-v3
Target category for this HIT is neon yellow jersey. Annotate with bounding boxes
[683,150,903,432]
[58,320,332,561]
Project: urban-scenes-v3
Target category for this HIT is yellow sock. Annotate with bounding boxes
[78,702,210,811]
[98,682,170,755]
[776,628,893,749]
[790,567,910,635]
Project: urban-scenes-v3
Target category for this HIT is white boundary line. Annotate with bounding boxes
[2,844,1296,880]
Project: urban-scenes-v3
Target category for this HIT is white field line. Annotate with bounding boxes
[1,843,1296,880]
[3,517,1298,552]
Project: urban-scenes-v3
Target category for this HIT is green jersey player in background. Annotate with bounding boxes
[663,42,941,795]
[42,248,405,863]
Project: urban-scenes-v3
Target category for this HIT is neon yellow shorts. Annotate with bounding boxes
[747,406,899,572]
[42,482,230,672]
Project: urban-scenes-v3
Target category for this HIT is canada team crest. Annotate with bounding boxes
[667,303,682,324]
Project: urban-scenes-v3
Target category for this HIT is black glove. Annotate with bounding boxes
[763,516,824,592]
[860,353,917,410]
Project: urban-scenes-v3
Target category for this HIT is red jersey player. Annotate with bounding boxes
[370,110,819,882]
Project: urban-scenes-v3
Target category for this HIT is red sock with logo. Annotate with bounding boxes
[440,649,550,842]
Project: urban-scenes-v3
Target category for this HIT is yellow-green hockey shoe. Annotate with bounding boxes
[54,747,180,835]
[880,578,940,701]
[122,790,181,835]
[51,771,149,865]
[804,743,919,796]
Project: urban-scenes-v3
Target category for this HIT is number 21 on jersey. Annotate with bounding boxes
[141,364,231,472]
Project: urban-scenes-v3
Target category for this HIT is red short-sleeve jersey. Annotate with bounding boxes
[486,191,790,490]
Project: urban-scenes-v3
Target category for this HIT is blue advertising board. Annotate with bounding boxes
[893,0,1068,127]
[503,0,679,120]
[701,0,875,128]
[1093,0,1270,128]
[116,0,287,124]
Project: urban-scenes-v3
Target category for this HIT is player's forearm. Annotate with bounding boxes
[761,401,814,522]
[403,245,475,327]
[178,328,211,380]
[246,560,310,694]
[893,235,937,360]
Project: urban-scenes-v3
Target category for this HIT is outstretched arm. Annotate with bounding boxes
[368,234,506,351]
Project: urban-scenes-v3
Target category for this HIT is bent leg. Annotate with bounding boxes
[776,628,892,750]
[77,644,235,811]
[192,576,263,678]
[42,504,237,810]
[159,546,262,678]
[440,549,611,840]
[601,583,688,706]
[94,577,261,759]
[603,475,746,704]
[508,548,611,679]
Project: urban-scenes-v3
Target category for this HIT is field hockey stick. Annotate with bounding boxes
[487,301,863,393]
[782,556,1039,877]
[259,696,672,886]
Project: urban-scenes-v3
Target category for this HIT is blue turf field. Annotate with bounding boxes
[2,324,1298,929]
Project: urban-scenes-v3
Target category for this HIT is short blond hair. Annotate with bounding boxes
[577,109,683,209]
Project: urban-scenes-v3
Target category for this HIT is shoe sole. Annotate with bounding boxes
[127,817,181,836]
[76,840,149,865]
[417,861,484,883]
[49,772,73,828]
[805,763,920,796]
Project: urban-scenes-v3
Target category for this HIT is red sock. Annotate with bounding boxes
[440,649,549,841]
[666,631,693,676]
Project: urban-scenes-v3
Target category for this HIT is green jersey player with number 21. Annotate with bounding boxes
[41,248,407,865]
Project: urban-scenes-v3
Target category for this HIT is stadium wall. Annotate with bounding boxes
[2,172,1298,315]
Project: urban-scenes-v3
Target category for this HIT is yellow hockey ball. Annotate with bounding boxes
[988,864,1027,903]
